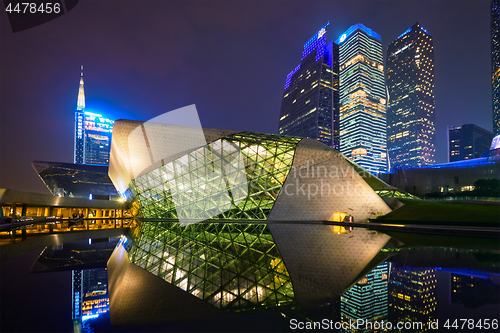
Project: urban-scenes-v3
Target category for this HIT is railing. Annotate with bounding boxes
[419,196,500,202]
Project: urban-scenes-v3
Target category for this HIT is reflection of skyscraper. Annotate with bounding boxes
[81,268,109,321]
[492,0,500,136]
[73,66,114,165]
[386,23,436,168]
[341,262,389,332]
[72,268,110,325]
[451,274,500,309]
[72,270,83,320]
[336,24,387,173]
[279,22,340,149]
[389,266,437,332]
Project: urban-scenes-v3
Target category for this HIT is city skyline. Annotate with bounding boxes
[0,0,493,193]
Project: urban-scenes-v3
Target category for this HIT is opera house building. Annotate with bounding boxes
[105,119,405,325]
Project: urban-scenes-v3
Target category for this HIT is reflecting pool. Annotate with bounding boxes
[0,231,498,332]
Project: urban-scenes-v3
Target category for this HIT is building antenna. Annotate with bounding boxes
[81,65,84,77]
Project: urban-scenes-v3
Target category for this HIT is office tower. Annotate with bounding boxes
[83,112,114,165]
[279,22,340,149]
[73,67,114,165]
[448,124,494,162]
[386,23,436,168]
[340,262,389,333]
[492,0,500,136]
[389,267,437,332]
[336,24,387,173]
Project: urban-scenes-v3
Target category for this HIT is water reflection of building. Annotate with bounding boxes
[451,274,500,309]
[341,262,389,333]
[72,268,110,324]
[389,267,437,332]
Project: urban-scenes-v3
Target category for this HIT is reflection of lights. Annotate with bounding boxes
[82,314,99,321]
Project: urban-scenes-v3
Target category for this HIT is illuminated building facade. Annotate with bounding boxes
[279,22,340,149]
[389,266,437,332]
[492,0,500,136]
[106,120,396,323]
[336,24,387,174]
[340,262,389,333]
[447,124,493,162]
[73,66,114,165]
[386,23,436,168]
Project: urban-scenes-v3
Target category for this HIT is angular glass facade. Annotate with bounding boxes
[32,161,119,198]
[386,23,436,168]
[336,24,387,174]
[127,132,301,220]
[279,22,340,149]
[127,222,295,312]
[492,0,500,136]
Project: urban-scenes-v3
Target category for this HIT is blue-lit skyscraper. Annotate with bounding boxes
[73,67,114,165]
[386,23,436,168]
[279,22,340,149]
[336,24,387,173]
[341,262,389,332]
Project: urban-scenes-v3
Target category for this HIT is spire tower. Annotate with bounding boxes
[77,65,85,110]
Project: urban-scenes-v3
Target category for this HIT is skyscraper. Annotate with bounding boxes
[386,23,436,168]
[279,22,340,149]
[336,23,387,173]
[73,67,114,165]
[447,124,493,162]
[492,0,500,136]
[74,66,85,164]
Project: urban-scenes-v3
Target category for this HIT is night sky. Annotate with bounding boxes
[0,0,493,194]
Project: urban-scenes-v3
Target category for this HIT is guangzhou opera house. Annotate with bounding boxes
[105,119,405,325]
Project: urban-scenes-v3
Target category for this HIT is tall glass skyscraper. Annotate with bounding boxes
[279,22,340,149]
[386,23,436,168]
[492,0,500,136]
[336,24,387,173]
[73,66,114,165]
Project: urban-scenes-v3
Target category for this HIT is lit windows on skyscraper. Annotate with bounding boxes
[336,24,387,173]
[386,23,436,168]
[492,0,500,136]
[279,22,340,149]
[389,266,437,332]
[447,124,493,162]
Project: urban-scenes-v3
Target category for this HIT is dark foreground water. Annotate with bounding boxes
[1,238,499,333]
